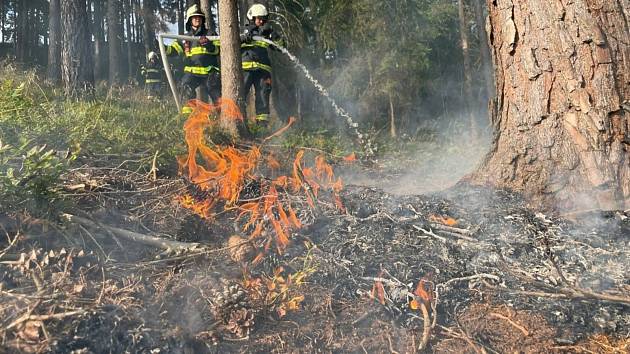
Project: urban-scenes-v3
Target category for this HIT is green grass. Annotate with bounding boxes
[0,64,187,167]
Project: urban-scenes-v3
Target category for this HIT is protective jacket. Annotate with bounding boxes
[241,23,283,72]
[141,60,162,84]
[166,26,220,76]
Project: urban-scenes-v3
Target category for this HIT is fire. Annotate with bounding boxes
[410,277,433,310]
[429,214,458,227]
[177,99,344,258]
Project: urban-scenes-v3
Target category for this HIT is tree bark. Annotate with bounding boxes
[61,0,94,96]
[473,0,630,211]
[200,0,216,33]
[142,0,156,54]
[107,0,123,85]
[47,0,62,82]
[93,0,106,82]
[218,0,243,135]
[459,0,477,140]
[177,0,185,34]
[124,0,134,80]
[15,0,27,62]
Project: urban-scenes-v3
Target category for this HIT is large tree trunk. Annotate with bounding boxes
[107,0,123,85]
[473,0,630,211]
[47,0,62,82]
[218,0,243,136]
[61,0,94,96]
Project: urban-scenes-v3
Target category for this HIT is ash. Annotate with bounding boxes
[1,161,629,353]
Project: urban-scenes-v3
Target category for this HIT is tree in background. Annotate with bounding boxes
[61,0,93,96]
[46,0,61,82]
[473,0,629,211]
[108,0,123,85]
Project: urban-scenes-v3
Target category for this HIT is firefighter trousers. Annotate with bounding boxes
[179,71,221,105]
[242,69,272,120]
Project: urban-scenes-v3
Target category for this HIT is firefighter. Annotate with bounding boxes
[140,51,163,99]
[164,4,221,113]
[240,3,284,133]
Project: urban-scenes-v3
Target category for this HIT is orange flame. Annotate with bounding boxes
[177,100,345,258]
[410,277,433,310]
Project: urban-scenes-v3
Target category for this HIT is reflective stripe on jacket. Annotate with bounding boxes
[241,24,283,72]
[166,27,220,76]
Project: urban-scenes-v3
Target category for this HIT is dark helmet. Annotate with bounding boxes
[185,4,205,32]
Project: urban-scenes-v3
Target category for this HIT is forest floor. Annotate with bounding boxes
[1,144,629,354]
[1,67,629,353]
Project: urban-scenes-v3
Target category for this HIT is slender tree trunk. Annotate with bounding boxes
[47,0,61,82]
[107,0,123,85]
[200,0,217,33]
[473,0,493,101]
[473,0,630,211]
[177,0,185,34]
[125,0,134,80]
[61,0,94,96]
[16,0,27,62]
[0,0,4,43]
[142,0,156,54]
[93,0,105,82]
[458,0,477,140]
[218,0,242,135]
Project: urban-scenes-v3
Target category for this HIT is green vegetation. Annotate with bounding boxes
[0,65,187,167]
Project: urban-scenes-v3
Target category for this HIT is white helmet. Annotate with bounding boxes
[185,4,205,31]
[148,51,158,61]
[247,4,268,21]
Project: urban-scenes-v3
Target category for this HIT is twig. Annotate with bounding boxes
[488,312,529,336]
[437,274,501,290]
[62,213,201,252]
[418,301,431,351]
[429,223,474,237]
[412,225,447,243]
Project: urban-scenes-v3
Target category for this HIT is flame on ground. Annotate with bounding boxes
[176,99,344,256]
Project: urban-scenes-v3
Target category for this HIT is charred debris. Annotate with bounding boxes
[1,104,629,353]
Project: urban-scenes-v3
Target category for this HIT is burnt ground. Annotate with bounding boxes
[1,152,629,353]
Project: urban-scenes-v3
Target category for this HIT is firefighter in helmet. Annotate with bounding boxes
[164,4,221,113]
[240,3,284,134]
[140,51,163,99]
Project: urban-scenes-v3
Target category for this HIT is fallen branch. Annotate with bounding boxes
[62,214,201,252]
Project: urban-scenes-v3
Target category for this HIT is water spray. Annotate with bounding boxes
[158,34,375,157]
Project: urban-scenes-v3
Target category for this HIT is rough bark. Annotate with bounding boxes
[107,0,123,85]
[61,0,94,96]
[218,0,243,135]
[47,0,62,82]
[473,0,630,211]
[459,0,477,140]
